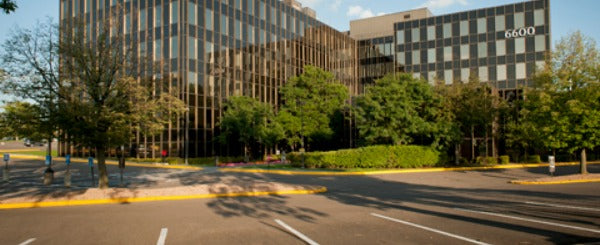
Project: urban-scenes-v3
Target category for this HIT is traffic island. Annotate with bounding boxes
[509,173,600,185]
[0,183,326,209]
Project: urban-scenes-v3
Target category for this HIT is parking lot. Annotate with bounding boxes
[0,160,598,244]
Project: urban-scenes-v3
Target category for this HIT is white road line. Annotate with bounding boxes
[19,238,36,245]
[274,219,319,245]
[525,201,600,212]
[455,208,600,234]
[156,228,168,245]
[370,213,491,245]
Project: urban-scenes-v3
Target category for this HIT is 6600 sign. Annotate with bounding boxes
[505,26,536,38]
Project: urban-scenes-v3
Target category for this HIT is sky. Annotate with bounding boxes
[0,0,599,48]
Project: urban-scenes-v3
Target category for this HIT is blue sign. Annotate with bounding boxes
[65,154,71,165]
[3,153,9,162]
[45,155,52,166]
[88,157,94,167]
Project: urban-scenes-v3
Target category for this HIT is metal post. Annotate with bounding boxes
[88,157,94,187]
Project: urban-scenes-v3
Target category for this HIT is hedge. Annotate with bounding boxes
[288,145,440,169]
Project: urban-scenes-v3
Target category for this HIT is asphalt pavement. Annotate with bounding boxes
[0,160,599,244]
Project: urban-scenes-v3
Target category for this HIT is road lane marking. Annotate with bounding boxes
[370,213,490,245]
[274,219,319,245]
[156,228,168,245]
[525,201,600,212]
[455,208,600,234]
[19,238,36,245]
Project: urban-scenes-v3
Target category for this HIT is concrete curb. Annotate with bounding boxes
[9,154,203,171]
[220,161,600,176]
[509,179,600,185]
[0,187,327,210]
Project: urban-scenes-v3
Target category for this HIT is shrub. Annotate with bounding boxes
[476,156,498,165]
[288,145,440,169]
[499,155,510,164]
[527,155,541,163]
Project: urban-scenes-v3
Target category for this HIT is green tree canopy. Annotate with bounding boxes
[0,0,17,14]
[279,65,349,150]
[354,73,455,149]
[218,96,282,160]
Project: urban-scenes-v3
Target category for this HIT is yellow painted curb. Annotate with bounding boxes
[510,179,600,185]
[220,161,600,176]
[9,155,202,171]
[0,187,327,210]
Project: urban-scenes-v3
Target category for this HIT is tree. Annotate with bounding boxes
[0,0,17,14]
[439,76,506,162]
[0,19,60,157]
[279,66,349,151]
[218,96,282,161]
[510,31,600,173]
[354,73,455,149]
[57,16,185,188]
[0,102,47,140]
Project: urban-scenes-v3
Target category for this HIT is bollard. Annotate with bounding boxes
[64,169,71,188]
[2,168,8,182]
[548,155,555,176]
[43,167,55,186]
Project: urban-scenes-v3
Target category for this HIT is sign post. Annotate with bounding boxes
[88,157,95,187]
[548,156,555,176]
[43,155,54,186]
[3,153,9,182]
[64,154,71,187]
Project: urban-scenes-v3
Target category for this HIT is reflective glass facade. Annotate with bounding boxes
[60,0,358,158]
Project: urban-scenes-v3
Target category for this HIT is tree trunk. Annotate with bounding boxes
[97,147,109,188]
[485,129,489,157]
[580,148,588,174]
[243,144,249,163]
[471,125,475,162]
[454,143,460,165]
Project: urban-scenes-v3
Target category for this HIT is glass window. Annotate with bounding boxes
[205,9,213,31]
[534,9,545,26]
[460,20,468,36]
[444,46,452,61]
[248,25,255,44]
[477,18,486,34]
[515,37,525,54]
[248,0,254,16]
[188,72,197,93]
[412,51,420,65]
[396,52,405,65]
[443,23,451,38]
[413,73,421,79]
[188,2,196,25]
[497,64,507,81]
[205,41,214,64]
[461,68,470,82]
[139,41,146,56]
[496,40,506,56]
[495,15,505,31]
[220,15,228,34]
[516,63,526,79]
[155,6,162,27]
[188,38,196,60]
[154,40,162,61]
[140,9,147,30]
[125,13,131,34]
[428,48,436,63]
[535,35,546,52]
[170,1,178,24]
[85,0,90,13]
[444,69,453,84]
[412,28,420,42]
[460,44,469,59]
[478,42,487,58]
[514,12,525,29]
[235,19,241,39]
[428,71,436,83]
[170,36,178,58]
[281,12,286,29]
[427,26,435,40]
[235,0,241,10]
[479,67,488,82]
[260,1,266,20]
[396,30,405,44]
[535,61,545,71]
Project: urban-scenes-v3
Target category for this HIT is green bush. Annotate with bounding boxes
[288,145,440,169]
[527,155,541,163]
[499,155,510,164]
[476,156,497,165]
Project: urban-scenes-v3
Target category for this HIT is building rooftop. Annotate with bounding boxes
[349,8,434,40]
